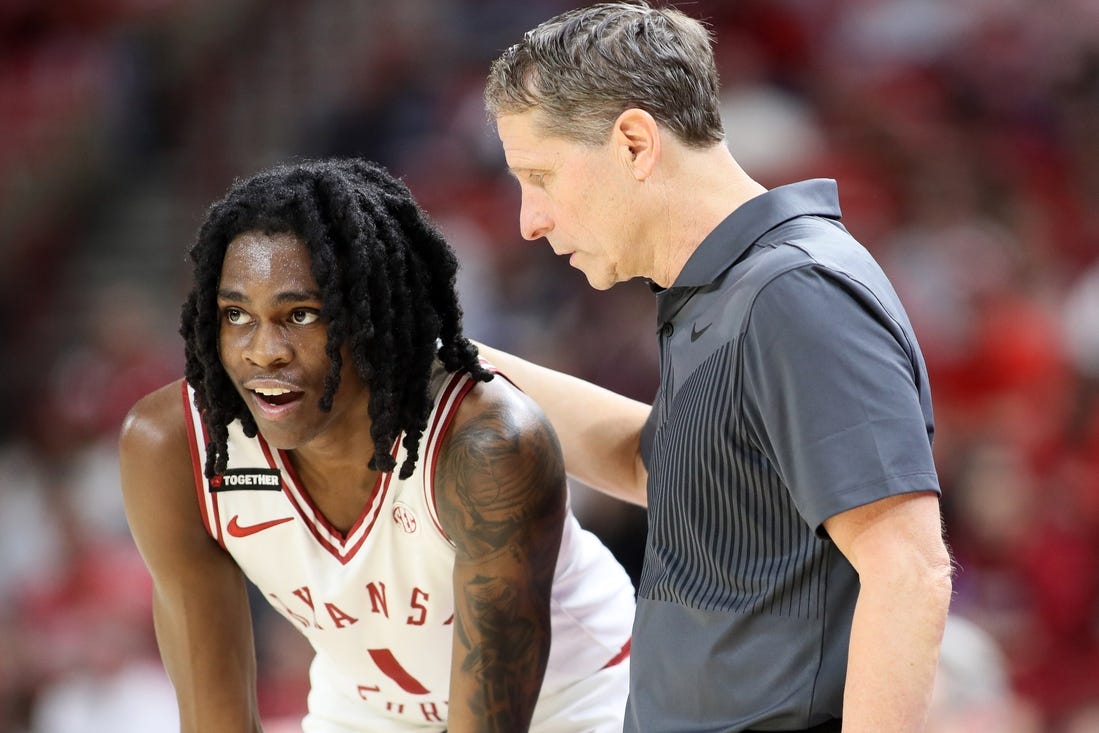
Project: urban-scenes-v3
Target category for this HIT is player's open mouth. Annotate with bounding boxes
[248,387,305,419]
[252,387,304,406]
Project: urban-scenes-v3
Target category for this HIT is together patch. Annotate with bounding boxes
[209,468,283,492]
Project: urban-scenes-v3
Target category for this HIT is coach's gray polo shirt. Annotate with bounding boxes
[627,179,940,732]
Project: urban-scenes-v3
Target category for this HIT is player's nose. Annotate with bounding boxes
[242,321,292,368]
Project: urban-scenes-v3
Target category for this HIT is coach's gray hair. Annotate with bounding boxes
[484,1,724,148]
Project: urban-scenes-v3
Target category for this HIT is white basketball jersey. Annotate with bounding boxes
[181,364,635,730]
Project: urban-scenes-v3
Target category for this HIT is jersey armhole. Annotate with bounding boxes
[181,381,226,548]
[421,366,495,543]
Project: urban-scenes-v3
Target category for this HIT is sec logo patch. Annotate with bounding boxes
[393,504,418,534]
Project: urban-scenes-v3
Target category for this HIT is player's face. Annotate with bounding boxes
[217,231,369,450]
[497,110,644,290]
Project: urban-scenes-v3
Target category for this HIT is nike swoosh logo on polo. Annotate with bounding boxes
[227,515,294,538]
[690,322,713,342]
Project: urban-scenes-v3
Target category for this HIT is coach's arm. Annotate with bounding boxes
[825,491,953,732]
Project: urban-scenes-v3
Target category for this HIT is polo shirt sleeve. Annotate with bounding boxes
[739,264,940,533]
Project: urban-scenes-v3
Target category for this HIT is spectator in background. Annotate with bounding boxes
[926,614,1041,733]
[0,283,180,733]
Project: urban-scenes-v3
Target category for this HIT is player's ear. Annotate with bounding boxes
[611,108,659,181]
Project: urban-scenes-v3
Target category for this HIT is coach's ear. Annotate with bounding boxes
[612,108,659,182]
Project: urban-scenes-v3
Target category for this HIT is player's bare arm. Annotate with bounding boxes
[119,380,263,733]
[435,378,567,733]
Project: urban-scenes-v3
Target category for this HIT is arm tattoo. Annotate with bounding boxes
[437,402,566,731]
[439,404,563,556]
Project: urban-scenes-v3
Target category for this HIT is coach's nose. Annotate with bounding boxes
[519,192,553,241]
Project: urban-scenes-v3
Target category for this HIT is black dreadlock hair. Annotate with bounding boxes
[180,158,492,480]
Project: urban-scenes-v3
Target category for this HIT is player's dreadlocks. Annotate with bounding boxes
[180,158,492,480]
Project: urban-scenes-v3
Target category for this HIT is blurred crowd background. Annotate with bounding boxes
[1,0,1097,731]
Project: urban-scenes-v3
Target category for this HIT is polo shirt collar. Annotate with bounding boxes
[671,178,842,288]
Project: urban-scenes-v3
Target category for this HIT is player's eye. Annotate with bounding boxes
[224,307,253,325]
[290,309,320,325]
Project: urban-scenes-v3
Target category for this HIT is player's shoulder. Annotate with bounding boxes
[452,365,549,439]
[119,378,190,457]
[436,365,564,482]
[433,366,566,544]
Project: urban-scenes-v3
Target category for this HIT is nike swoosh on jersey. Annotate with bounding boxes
[227,515,295,537]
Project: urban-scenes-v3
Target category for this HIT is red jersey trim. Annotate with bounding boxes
[601,638,631,669]
[182,382,225,549]
[262,433,398,565]
[421,370,482,541]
